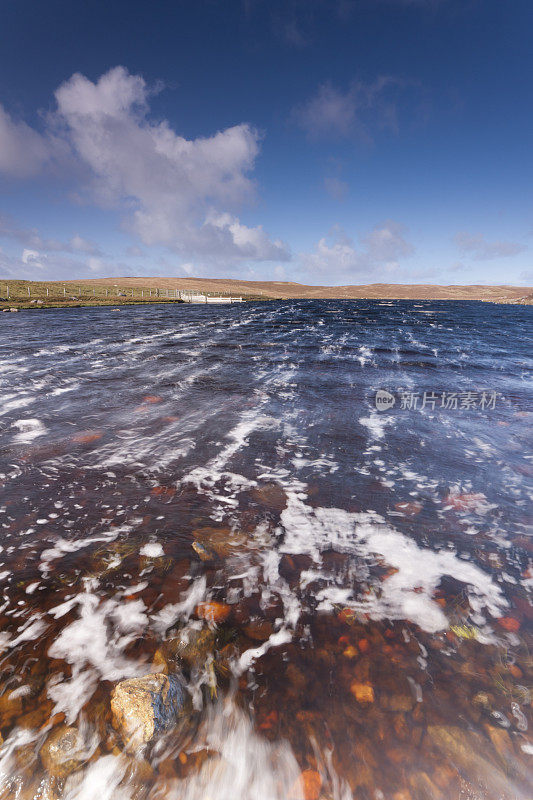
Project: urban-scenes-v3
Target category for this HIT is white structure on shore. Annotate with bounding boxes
[182,292,243,304]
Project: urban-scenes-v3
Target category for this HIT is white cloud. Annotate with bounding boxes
[69,234,100,254]
[361,219,414,261]
[52,67,289,263]
[300,220,414,279]
[292,77,404,141]
[22,249,44,267]
[453,231,527,260]
[0,106,52,178]
[0,67,289,266]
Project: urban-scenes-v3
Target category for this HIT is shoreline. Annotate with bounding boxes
[2,296,532,312]
[1,278,531,308]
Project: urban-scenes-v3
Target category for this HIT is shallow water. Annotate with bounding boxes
[0,299,531,799]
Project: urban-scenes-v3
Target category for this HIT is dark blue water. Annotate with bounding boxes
[0,300,531,799]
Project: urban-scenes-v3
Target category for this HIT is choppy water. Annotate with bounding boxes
[0,299,531,799]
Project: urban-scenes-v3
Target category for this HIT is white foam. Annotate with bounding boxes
[359,413,394,440]
[235,629,292,675]
[63,754,128,800]
[140,542,164,558]
[11,418,47,442]
[279,495,506,633]
[47,581,147,721]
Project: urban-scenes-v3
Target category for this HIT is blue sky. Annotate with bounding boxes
[0,0,531,285]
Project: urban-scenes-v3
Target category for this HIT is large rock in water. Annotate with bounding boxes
[111,673,190,751]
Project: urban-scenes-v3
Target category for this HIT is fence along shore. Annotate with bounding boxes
[1,282,245,306]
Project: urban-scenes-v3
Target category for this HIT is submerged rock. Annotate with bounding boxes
[290,769,322,800]
[156,627,216,673]
[111,673,191,751]
[192,541,217,561]
[427,725,528,795]
[380,693,415,712]
[192,526,245,558]
[251,483,288,512]
[0,686,24,727]
[350,681,375,704]
[196,601,231,624]
[40,725,88,778]
[243,619,274,642]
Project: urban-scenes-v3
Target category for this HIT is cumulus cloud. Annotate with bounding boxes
[292,77,405,141]
[0,67,289,266]
[300,219,414,279]
[453,231,527,260]
[52,67,289,262]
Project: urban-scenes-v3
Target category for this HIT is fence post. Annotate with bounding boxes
[28,286,30,297]
[64,287,66,296]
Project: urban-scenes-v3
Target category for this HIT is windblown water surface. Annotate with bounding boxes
[0,300,531,800]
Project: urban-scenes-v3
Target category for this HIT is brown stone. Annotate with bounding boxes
[380,693,414,712]
[0,687,23,727]
[111,673,190,751]
[191,527,245,558]
[427,725,516,796]
[196,602,231,624]
[252,483,288,511]
[162,627,215,669]
[243,619,274,641]
[40,725,89,778]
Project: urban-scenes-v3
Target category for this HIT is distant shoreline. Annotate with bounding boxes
[1,277,532,310]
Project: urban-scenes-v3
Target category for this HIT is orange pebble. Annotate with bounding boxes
[196,601,231,624]
[343,645,358,659]
[72,430,102,444]
[178,752,187,765]
[151,485,176,497]
[357,638,369,653]
[497,616,521,633]
[394,501,422,516]
[445,492,484,511]
[290,769,322,800]
[350,681,375,703]
[259,710,278,730]
[143,395,163,403]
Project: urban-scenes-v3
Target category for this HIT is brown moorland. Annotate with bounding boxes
[54,277,533,302]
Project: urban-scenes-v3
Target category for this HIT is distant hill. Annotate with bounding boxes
[59,277,533,303]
